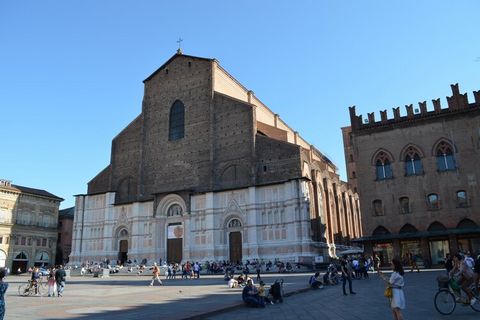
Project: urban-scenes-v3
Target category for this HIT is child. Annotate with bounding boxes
[258,281,266,307]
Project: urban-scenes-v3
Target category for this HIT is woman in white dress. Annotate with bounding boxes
[379,258,405,320]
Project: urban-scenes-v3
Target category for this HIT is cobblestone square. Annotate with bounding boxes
[4,271,479,320]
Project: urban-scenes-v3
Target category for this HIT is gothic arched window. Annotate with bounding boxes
[375,152,393,180]
[169,100,185,141]
[436,141,456,171]
[404,147,423,176]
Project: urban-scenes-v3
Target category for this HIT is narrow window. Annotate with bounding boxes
[456,190,468,207]
[169,100,185,141]
[427,193,439,210]
[399,197,410,214]
[373,199,383,216]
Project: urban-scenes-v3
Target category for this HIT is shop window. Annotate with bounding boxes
[436,141,456,171]
[399,197,410,214]
[404,147,423,176]
[427,193,439,210]
[375,152,393,180]
[373,199,384,216]
[456,190,468,208]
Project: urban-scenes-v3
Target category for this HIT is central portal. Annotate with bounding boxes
[118,240,128,264]
[167,223,183,263]
[229,231,242,263]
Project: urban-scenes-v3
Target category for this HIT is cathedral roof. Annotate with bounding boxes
[143,52,214,83]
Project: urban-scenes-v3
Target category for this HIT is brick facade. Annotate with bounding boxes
[343,84,480,266]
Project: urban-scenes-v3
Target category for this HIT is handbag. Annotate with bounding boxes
[384,286,393,298]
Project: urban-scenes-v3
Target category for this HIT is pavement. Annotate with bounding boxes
[4,270,480,320]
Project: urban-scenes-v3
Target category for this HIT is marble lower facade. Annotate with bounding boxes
[70,180,338,266]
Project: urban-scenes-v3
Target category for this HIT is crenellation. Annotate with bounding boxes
[418,101,427,115]
[392,107,401,120]
[349,84,479,132]
[446,83,469,110]
[474,90,480,105]
[405,104,414,119]
[432,98,442,113]
[367,112,375,123]
[380,110,388,123]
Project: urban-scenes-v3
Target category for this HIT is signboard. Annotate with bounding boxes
[168,224,184,239]
[314,256,324,263]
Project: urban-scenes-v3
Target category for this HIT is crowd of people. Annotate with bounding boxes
[1,250,478,320]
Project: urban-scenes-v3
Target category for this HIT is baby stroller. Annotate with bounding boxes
[268,279,284,304]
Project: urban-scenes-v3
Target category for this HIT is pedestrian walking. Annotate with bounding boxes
[341,256,356,295]
[150,262,163,286]
[379,258,405,320]
[0,268,8,320]
[256,264,261,282]
[55,265,66,297]
[47,267,56,297]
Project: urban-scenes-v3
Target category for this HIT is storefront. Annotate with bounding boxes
[428,239,449,265]
[373,242,393,267]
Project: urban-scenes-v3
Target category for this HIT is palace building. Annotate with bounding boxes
[343,84,480,267]
[0,179,63,272]
[69,52,361,266]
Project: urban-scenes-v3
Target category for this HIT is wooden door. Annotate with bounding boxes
[118,240,128,264]
[167,238,183,263]
[229,232,242,263]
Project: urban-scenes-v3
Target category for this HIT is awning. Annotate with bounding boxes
[352,227,480,242]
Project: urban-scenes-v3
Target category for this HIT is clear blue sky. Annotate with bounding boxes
[1,1,479,209]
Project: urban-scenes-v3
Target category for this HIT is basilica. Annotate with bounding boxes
[69,52,361,266]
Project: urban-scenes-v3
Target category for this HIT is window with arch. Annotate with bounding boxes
[169,100,185,141]
[375,152,393,180]
[228,219,242,228]
[167,204,183,216]
[427,193,439,210]
[399,197,410,214]
[373,199,384,216]
[456,190,468,208]
[436,141,456,171]
[404,147,423,176]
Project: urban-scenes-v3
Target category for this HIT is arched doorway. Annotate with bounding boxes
[116,228,129,265]
[227,218,243,263]
[34,251,50,267]
[12,251,28,274]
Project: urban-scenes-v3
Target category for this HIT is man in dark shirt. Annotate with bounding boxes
[55,265,66,297]
[242,279,260,307]
[341,256,356,295]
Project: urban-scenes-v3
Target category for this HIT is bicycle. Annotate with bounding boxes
[18,279,47,297]
[434,275,480,315]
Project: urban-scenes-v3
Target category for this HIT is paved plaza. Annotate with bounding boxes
[4,270,479,320]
